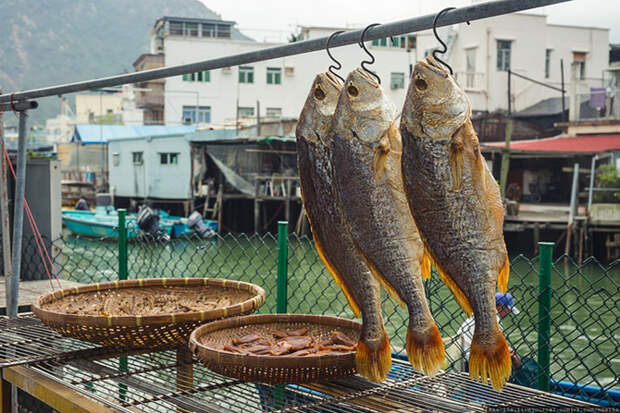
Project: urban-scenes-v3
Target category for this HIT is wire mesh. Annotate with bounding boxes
[24,348,593,413]
[31,230,619,405]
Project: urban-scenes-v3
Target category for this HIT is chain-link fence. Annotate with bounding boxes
[11,228,620,405]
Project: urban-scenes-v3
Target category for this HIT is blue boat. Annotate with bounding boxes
[62,207,217,238]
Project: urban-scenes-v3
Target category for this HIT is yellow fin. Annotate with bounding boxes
[356,331,392,383]
[497,255,509,294]
[421,250,431,280]
[469,329,511,391]
[406,323,445,377]
[312,233,361,318]
[449,140,464,191]
[424,245,473,317]
[373,149,389,180]
[359,252,406,309]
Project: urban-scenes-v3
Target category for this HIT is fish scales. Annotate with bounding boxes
[400,56,511,391]
[295,72,391,382]
[331,68,444,376]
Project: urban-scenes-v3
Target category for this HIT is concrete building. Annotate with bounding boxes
[133,53,165,125]
[142,13,609,126]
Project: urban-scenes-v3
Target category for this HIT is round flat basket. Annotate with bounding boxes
[189,313,362,384]
[32,278,265,350]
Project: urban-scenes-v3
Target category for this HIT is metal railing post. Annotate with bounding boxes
[276,221,288,314]
[117,209,128,400]
[538,242,554,392]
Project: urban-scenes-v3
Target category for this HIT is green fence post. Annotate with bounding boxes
[538,242,553,392]
[118,209,128,400]
[276,221,289,314]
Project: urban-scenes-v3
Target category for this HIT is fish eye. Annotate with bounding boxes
[314,87,326,100]
[415,78,427,91]
[347,85,359,97]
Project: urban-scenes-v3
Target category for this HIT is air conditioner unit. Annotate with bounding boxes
[285,67,294,77]
[183,117,193,125]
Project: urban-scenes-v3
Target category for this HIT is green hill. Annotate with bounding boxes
[0,0,220,127]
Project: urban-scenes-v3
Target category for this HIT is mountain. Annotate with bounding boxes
[0,0,221,126]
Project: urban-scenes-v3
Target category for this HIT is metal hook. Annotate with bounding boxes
[432,7,456,75]
[359,23,381,84]
[326,30,345,84]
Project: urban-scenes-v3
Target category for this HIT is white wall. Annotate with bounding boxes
[76,95,124,123]
[451,13,609,112]
[108,135,191,199]
[161,14,609,123]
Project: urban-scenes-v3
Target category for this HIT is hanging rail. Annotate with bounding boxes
[0,0,570,104]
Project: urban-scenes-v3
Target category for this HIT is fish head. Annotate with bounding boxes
[332,68,396,148]
[402,56,470,139]
[296,72,342,145]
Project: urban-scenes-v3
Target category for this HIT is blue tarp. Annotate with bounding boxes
[72,124,197,144]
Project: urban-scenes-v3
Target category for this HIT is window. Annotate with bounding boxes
[545,49,552,79]
[466,47,477,88]
[113,153,120,167]
[573,51,586,80]
[266,107,282,118]
[239,66,254,84]
[371,38,388,47]
[182,106,211,124]
[186,22,199,37]
[132,152,143,165]
[202,23,215,37]
[182,71,210,82]
[216,24,231,38]
[238,107,255,118]
[496,40,511,71]
[390,72,405,89]
[160,153,179,165]
[266,67,282,85]
[407,35,416,50]
[169,21,183,36]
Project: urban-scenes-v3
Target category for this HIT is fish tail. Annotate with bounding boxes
[355,332,392,383]
[469,327,511,391]
[406,322,445,377]
[497,255,510,294]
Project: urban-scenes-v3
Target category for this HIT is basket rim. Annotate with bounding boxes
[32,277,266,328]
[189,313,361,369]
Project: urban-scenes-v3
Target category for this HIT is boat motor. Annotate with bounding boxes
[137,206,161,236]
[187,211,215,238]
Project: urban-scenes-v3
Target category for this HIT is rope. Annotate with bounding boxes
[3,149,61,289]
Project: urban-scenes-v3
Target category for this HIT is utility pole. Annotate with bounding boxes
[0,85,12,302]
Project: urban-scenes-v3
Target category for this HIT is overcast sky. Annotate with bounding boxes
[200,0,620,43]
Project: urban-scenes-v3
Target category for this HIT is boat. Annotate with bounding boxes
[62,206,217,239]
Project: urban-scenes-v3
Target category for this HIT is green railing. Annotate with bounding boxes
[34,224,619,405]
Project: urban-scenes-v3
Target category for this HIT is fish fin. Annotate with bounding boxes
[312,233,361,318]
[360,252,406,309]
[406,323,445,377]
[356,331,392,383]
[497,255,510,294]
[469,327,511,391]
[424,245,473,317]
[373,149,390,181]
[421,250,431,280]
[449,140,464,191]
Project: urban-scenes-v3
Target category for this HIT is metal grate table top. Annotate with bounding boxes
[22,348,595,413]
[0,313,102,367]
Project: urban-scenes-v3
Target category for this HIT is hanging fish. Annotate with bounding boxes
[331,68,444,376]
[296,72,391,382]
[400,56,511,391]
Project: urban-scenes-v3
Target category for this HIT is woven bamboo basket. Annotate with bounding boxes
[189,313,362,384]
[32,278,265,350]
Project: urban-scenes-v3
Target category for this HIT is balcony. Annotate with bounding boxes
[136,94,164,109]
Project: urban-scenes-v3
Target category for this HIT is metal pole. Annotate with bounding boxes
[0,87,12,303]
[276,221,288,314]
[507,69,511,115]
[7,112,28,317]
[537,241,553,392]
[587,155,597,211]
[0,0,571,104]
[560,59,566,121]
[499,119,513,198]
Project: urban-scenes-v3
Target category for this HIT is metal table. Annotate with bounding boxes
[1,315,596,412]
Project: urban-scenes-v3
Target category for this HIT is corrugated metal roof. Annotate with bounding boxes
[483,135,620,154]
[186,128,239,142]
[72,124,197,144]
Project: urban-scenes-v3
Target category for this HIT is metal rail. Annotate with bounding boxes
[0,0,570,104]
